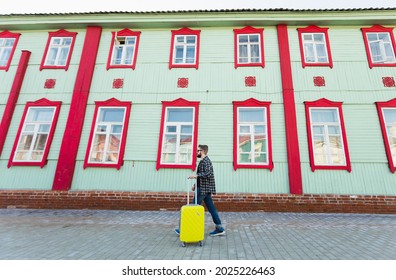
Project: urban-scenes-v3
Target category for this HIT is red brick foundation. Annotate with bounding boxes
[1,190,395,214]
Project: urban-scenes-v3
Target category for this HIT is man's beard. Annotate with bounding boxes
[197,154,202,158]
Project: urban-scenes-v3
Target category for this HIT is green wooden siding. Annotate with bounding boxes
[0,11,395,195]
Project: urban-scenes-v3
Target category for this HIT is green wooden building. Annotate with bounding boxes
[0,8,395,213]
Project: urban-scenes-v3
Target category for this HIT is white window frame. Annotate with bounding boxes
[88,107,127,165]
[172,35,197,65]
[44,37,73,66]
[13,107,57,163]
[237,34,262,64]
[309,107,346,166]
[237,107,268,165]
[0,38,16,66]
[111,35,137,65]
[160,107,195,165]
[302,33,329,63]
[366,32,396,64]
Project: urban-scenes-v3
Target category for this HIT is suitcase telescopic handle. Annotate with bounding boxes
[187,178,197,205]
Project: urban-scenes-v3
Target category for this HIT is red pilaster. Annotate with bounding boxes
[52,26,102,190]
[0,50,31,156]
[277,25,303,195]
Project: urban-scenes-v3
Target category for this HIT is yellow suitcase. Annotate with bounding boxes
[180,180,205,247]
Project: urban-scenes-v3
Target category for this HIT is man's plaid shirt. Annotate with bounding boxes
[196,156,216,195]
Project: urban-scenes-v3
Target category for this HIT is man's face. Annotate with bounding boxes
[197,148,203,158]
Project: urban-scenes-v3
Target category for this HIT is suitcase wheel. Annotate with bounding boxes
[181,242,186,247]
[199,241,203,247]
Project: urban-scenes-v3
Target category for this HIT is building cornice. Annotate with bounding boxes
[1,8,396,30]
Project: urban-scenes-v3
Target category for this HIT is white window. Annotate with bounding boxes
[173,35,197,65]
[237,108,268,164]
[302,33,329,63]
[88,107,126,164]
[237,34,262,64]
[382,108,396,164]
[161,108,194,164]
[367,33,396,64]
[0,38,16,66]
[44,37,73,66]
[309,108,346,166]
[111,36,137,65]
[13,107,56,162]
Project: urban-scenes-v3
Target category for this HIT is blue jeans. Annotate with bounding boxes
[194,188,222,227]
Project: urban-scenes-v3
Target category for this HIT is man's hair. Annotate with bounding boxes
[198,144,208,154]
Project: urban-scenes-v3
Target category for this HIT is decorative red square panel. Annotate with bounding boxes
[313,76,326,87]
[245,76,256,87]
[113,78,124,89]
[382,77,395,87]
[178,78,189,88]
[44,79,56,89]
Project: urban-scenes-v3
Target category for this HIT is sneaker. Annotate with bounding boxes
[210,228,225,236]
[175,228,180,236]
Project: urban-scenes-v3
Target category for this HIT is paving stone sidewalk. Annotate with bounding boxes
[0,209,395,260]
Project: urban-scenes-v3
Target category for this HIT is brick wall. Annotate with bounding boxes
[1,190,395,214]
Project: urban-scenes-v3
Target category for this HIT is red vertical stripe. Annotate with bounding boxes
[0,50,31,156]
[52,26,102,191]
[277,24,303,195]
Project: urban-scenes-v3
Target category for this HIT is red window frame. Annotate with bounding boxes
[304,98,351,172]
[233,26,265,68]
[297,25,333,68]
[0,30,21,72]
[376,98,396,173]
[106,28,141,70]
[40,29,77,71]
[233,98,273,171]
[169,27,201,69]
[8,98,61,168]
[83,98,132,170]
[156,98,200,170]
[361,25,396,69]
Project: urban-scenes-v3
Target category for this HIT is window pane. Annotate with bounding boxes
[311,109,338,122]
[367,33,378,41]
[33,134,48,152]
[167,108,193,122]
[166,126,177,133]
[250,45,260,59]
[111,125,122,134]
[58,48,69,65]
[383,109,396,123]
[176,36,185,43]
[254,125,265,134]
[239,35,248,43]
[27,108,54,122]
[304,43,315,62]
[186,46,195,63]
[181,125,192,134]
[0,48,11,66]
[186,36,196,43]
[239,136,251,152]
[46,48,58,65]
[313,34,324,42]
[239,108,265,122]
[163,135,177,152]
[249,35,259,42]
[378,33,390,42]
[303,34,312,41]
[38,124,51,133]
[328,125,340,134]
[99,108,125,122]
[240,125,250,133]
[313,125,324,134]
[124,46,135,64]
